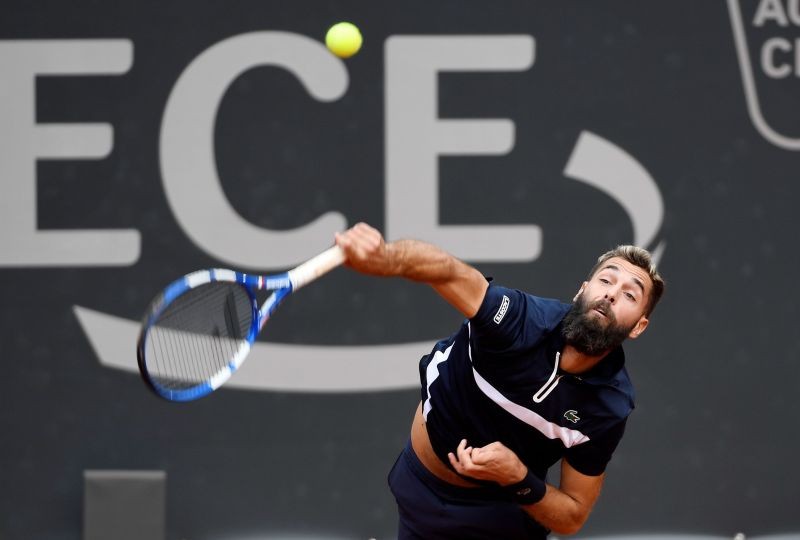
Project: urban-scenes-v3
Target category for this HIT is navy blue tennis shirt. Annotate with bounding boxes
[420,283,635,480]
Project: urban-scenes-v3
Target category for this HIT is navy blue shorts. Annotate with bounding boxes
[388,441,549,539]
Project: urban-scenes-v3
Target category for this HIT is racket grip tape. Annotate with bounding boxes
[287,245,346,290]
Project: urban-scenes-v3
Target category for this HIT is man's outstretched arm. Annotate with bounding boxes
[335,222,488,318]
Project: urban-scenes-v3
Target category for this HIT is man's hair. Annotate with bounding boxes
[588,245,665,317]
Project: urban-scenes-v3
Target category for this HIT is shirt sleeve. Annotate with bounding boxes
[563,419,627,476]
[470,283,568,356]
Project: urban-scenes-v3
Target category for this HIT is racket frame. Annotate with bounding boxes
[136,245,344,402]
[136,269,290,402]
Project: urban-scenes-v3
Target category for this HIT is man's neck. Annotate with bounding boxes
[559,344,609,374]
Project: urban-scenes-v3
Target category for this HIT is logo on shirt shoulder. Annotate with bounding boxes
[493,295,510,324]
[564,410,580,423]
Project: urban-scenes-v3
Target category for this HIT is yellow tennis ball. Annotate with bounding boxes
[325,22,363,58]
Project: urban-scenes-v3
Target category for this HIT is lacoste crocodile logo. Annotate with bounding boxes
[564,410,580,423]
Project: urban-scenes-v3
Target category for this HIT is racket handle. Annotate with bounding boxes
[287,245,346,291]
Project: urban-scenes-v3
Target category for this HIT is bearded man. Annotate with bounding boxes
[335,222,665,540]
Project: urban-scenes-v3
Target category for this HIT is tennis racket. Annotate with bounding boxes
[136,245,345,402]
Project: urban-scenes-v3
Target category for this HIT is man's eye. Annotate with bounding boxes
[625,292,636,301]
[600,278,610,284]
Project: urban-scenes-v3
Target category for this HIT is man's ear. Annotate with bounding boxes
[628,317,649,339]
[573,282,587,302]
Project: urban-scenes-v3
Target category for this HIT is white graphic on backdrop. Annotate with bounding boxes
[728,0,800,150]
[160,32,350,268]
[0,40,140,266]
[564,132,665,263]
[385,35,541,262]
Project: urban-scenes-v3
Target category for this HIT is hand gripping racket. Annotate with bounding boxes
[136,245,345,402]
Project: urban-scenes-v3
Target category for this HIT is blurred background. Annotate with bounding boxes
[2,1,799,538]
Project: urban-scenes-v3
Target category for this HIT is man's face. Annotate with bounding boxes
[562,257,652,355]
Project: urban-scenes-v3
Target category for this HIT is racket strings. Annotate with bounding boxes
[143,282,255,391]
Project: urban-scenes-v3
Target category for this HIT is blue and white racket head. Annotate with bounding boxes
[136,245,345,402]
[136,269,261,402]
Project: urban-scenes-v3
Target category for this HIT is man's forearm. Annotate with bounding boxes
[522,484,593,535]
[335,224,488,318]
[388,239,487,318]
[387,239,464,282]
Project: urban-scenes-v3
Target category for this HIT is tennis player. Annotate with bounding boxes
[335,222,665,539]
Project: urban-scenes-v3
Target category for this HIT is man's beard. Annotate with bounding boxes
[561,294,636,356]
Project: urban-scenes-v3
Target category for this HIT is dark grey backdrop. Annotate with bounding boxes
[2,1,799,539]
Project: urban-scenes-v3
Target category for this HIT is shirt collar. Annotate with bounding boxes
[551,322,627,383]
